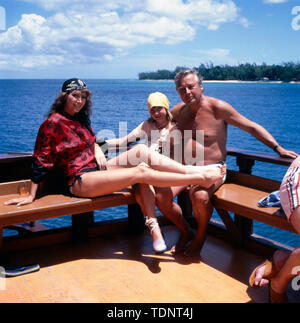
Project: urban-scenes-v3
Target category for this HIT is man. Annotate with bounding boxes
[154,68,298,256]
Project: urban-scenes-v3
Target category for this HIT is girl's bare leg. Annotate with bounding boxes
[135,184,167,253]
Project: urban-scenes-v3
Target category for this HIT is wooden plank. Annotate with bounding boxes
[0,194,92,226]
[213,183,295,233]
[92,191,136,210]
[0,180,31,196]
[226,170,280,192]
[226,147,295,166]
[0,153,32,164]
[0,190,135,227]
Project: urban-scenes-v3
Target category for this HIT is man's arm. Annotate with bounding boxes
[214,98,298,158]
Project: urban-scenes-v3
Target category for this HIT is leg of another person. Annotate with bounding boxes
[270,206,300,296]
[184,178,224,256]
[155,186,193,254]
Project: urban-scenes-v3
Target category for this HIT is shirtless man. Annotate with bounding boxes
[155,68,298,256]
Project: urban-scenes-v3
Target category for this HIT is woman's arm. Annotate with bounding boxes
[4,119,59,206]
[4,181,39,206]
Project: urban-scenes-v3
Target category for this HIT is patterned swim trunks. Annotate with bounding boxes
[280,166,300,220]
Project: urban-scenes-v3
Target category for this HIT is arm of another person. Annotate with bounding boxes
[105,121,147,148]
[214,98,298,158]
[94,142,107,170]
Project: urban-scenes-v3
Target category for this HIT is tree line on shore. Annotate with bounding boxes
[138,62,300,82]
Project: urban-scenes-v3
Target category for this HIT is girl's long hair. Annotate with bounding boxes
[47,89,92,127]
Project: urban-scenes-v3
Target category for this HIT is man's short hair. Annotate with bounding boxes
[174,69,203,90]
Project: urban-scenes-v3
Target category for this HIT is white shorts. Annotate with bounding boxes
[280,166,300,220]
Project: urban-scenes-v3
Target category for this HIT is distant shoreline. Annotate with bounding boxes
[204,80,300,84]
[141,79,300,84]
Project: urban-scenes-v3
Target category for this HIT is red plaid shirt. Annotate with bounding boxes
[32,113,98,186]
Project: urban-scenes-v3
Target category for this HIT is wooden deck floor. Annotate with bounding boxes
[0,225,298,303]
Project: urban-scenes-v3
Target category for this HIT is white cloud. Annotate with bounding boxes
[0,0,248,70]
[146,0,242,30]
[263,0,288,3]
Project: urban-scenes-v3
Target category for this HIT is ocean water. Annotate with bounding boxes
[0,79,300,247]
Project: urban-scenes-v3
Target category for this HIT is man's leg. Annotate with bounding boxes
[185,178,224,256]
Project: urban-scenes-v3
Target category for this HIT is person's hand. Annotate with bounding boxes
[95,153,108,170]
[276,146,298,159]
[4,195,35,207]
[94,142,108,170]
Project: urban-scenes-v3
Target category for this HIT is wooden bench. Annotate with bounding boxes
[0,179,139,249]
[211,169,295,245]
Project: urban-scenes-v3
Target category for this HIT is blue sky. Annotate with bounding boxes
[0,0,299,79]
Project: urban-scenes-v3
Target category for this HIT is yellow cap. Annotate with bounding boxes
[147,92,170,112]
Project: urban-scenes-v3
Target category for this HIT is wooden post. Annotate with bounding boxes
[128,203,144,235]
[234,157,255,242]
[72,212,94,243]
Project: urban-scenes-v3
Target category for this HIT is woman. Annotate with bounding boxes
[4,80,225,249]
[249,155,300,303]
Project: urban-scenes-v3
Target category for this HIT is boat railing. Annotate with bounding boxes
[0,147,298,254]
[216,147,296,253]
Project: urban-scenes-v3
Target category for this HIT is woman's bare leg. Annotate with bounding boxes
[71,163,225,197]
[108,144,217,175]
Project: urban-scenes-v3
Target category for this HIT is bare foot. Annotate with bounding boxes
[183,236,206,257]
[251,250,290,287]
[198,164,226,188]
[170,230,194,255]
[252,264,270,287]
